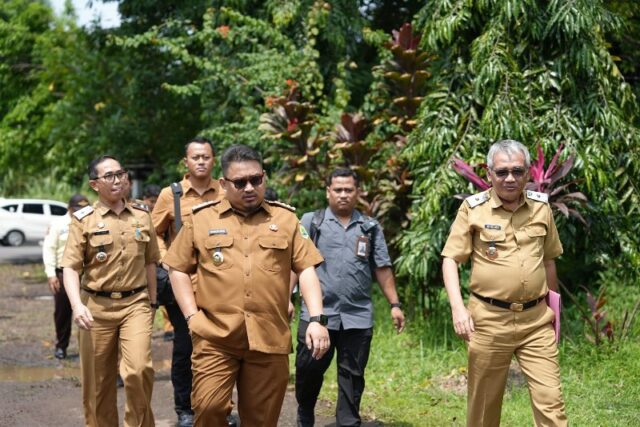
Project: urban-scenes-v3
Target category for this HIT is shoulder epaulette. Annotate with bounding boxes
[72,205,94,221]
[466,191,490,208]
[131,202,150,212]
[265,199,296,212]
[526,190,549,203]
[192,200,220,214]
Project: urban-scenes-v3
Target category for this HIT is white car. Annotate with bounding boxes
[0,198,68,246]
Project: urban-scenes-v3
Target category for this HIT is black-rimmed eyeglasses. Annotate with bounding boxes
[94,169,129,183]
[224,172,264,190]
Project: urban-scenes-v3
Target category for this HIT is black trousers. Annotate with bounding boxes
[165,301,193,415]
[53,270,72,350]
[295,321,373,427]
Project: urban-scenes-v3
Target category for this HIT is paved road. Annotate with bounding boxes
[0,242,43,264]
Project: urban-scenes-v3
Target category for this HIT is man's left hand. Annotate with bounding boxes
[391,307,405,333]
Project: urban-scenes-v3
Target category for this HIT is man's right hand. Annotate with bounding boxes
[305,322,330,360]
[72,304,94,330]
[47,277,61,294]
[452,306,474,342]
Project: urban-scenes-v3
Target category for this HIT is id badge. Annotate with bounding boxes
[355,235,370,259]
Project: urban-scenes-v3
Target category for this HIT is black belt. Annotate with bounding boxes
[472,292,546,312]
[83,286,146,299]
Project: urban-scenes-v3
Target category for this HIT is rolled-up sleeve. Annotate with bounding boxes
[61,219,86,273]
[163,221,197,274]
[441,203,473,264]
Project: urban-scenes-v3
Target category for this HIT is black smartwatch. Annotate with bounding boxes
[309,314,328,326]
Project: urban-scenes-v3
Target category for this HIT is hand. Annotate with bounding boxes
[288,300,295,322]
[391,307,405,333]
[47,276,61,294]
[305,321,330,360]
[452,305,474,341]
[73,304,94,330]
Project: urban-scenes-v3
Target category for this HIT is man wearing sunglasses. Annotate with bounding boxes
[441,140,568,426]
[164,144,329,426]
[61,155,160,427]
[151,136,225,427]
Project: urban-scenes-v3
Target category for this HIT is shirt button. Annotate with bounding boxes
[245,292,251,297]
[246,312,251,318]
[244,236,248,240]
[245,254,248,258]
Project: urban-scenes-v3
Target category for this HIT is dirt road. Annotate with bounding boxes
[0,264,366,426]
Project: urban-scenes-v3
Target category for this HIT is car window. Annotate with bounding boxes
[23,203,44,214]
[50,205,67,216]
[1,204,18,213]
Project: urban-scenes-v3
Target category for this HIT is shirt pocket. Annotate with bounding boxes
[131,227,151,256]
[525,225,547,257]
[202,235,234,271]
[88,232,114,263]
[257,236,289,273]
[478,229,506,257]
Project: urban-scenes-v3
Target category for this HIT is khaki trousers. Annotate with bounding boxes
[467,296,568,427]
[79,291,155,427]
[191,335,289,427]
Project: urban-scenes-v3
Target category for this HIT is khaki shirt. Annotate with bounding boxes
[152,174,223,259]
[441,188,562,302]
[61,200,160,291]
[163,198,324,354]
[42,214,71,277]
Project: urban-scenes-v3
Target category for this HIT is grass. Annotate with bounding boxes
[289,286,640,426]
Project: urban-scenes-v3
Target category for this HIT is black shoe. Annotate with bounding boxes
[297,407,314,427]
[177,412,194,427]
[116,375,124,388]
[54,348,66,359]
[227,413,238,427]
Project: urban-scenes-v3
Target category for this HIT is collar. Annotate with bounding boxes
[217,198,271,217]
[95,199,133,216]
[489,188,528,211]
[326,207,363,225]
[181,173,220,195]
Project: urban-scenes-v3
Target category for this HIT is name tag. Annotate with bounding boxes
[209,229,227,235]
[93,230,110,235]
[484,224,501,230]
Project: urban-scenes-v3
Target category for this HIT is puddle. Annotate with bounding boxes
[0,365,80,381]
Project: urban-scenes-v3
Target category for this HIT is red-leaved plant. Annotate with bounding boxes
[451,144,588,223]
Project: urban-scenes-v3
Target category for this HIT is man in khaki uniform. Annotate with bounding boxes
[151,136,224,427]
[165,144,330,427]
[442,139,568,427]
[62,155,160,427]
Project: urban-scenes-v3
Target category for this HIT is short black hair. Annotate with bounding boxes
[68,193,89,209]
[142,184,161,198]
[326,168,360,187]
[184,136,215,156]
[220,145,262,175]
[88,155,118,179]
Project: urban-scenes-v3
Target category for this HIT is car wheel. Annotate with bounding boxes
[4,230,25,247]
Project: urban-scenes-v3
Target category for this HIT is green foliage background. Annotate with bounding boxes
[1,0,639,320]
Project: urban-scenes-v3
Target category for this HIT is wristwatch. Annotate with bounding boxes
[390,302,402,309]
[150,302,160,309]
[309,314,328,326]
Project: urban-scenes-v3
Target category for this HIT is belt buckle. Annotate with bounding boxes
[510,302,524,312]
[111,292,123,299]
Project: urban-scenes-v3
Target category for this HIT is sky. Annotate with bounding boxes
[49,0,121,28]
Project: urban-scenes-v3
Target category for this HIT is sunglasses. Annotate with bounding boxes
[94,169,129,183]
[224,172,264,190]
[492,167,526,179]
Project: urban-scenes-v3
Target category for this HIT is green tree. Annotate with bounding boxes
[397,0,640,313]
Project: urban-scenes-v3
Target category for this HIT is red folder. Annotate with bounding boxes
[546,290,561,343]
